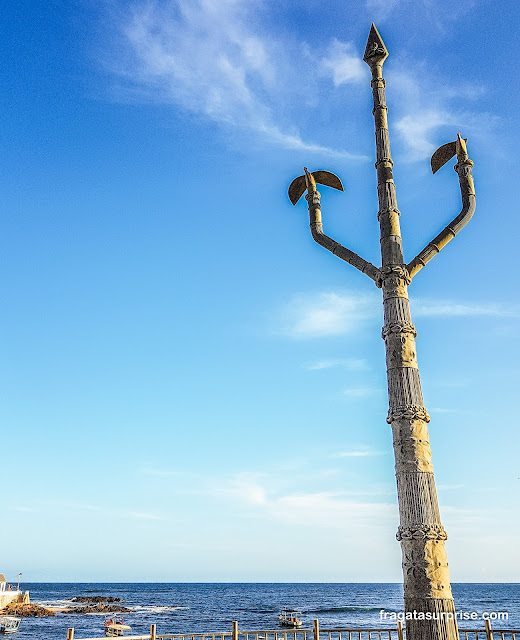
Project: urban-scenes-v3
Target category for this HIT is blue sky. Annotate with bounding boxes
[1,0,519,583]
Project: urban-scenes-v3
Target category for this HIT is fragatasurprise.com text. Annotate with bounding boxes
[379,610,509,622]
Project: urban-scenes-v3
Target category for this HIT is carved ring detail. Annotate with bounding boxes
[380,265,411,285]
[305,192,321,207]
[381,321,417,339]
[377,206,400,221]
[397,524,448,541]
[387,405,431,424]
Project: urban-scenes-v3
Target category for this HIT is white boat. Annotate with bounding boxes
[0,616,21,634]
[279,609,302,628]
[104,615,131,637]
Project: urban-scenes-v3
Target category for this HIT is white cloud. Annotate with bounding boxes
[386,66,490,161]
[394,109,456,161]
[272,491,397,529]
[279,291,378,338]
[14,499,163,522]
[412,299,520,318]
[278,290,517,339]
[306,358,369,371]
[216,473,397,529]
[111,0,363,158]
[342,386,381,398]
[364,0,478,31]
[214,472,269,506]
[321,39,367,86]
[104,2,492,163]
[365,0,403,19]
[122,511,163,520]
[334,449,385,457]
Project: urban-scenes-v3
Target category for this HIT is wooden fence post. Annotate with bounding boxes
[485,619,493,640]
[150,623,157,640]
[313,619,320,640]
[397,620,404,640]
[66,629,74,640]
[232,620,238,640]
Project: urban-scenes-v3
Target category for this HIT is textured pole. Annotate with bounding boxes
[364,24,458,640]
[289,23,476,640]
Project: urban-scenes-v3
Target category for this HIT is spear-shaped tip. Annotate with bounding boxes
[363,23,388,66]
[456,132,468,156]
[303,167,316,190]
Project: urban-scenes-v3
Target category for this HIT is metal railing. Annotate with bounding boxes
[66,619,519,640]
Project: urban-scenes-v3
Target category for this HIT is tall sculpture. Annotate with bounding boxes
[289,24,476,640]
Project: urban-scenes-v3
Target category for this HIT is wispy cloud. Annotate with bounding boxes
[104,1,492,163]
[365,0,478,34]
[365,0,403,20]
[277,290,518,339]
[388,66,491,162]
[321,39,367,86]
[272,491,397,528]
[306,358,369,371]
[412,299,520,318]
[278,291,378,338]
[342,386,381,398]
[333,449,386,458]
[13,500,163,522]
[429,407,460,414]
[122,511,163,520]
[214,472,397,529]
[215,472,269,506]
[394,109,457,162]
[110,0,365,158]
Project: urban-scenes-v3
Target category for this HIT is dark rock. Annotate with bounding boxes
[66,603,131,614]
[1,603,55,617]
[71,597,123,603]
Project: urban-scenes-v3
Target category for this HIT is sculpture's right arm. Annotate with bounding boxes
[406,136,476,280]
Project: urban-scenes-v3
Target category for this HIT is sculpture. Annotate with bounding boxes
[289,24,476,640]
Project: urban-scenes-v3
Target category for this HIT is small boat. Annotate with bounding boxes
[0,617,21,634]
[279,609,302,628]
[104,615,131,637]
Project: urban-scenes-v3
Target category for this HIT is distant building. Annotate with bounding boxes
[0,573,25,610]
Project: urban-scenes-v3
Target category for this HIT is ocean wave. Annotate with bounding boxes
[34,600,71,607]
[305,607,384,614]
[133,606,190,613]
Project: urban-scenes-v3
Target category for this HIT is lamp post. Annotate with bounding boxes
[289,24,475,640]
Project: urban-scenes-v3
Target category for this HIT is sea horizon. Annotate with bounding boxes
[11,582,519,639]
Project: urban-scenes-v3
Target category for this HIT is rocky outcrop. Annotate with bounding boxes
[70,597,123,604]
[66,603,131,614]
[1,602,55,617]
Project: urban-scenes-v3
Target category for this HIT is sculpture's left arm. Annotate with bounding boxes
[406,134,476,280]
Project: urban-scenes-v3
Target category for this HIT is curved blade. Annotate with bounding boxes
[288,171,344,205]
[288,175,307,205]
[312,171,344,192]
[431,138,467,174]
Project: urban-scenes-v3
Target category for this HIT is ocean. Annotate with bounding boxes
[16,583,520,640]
